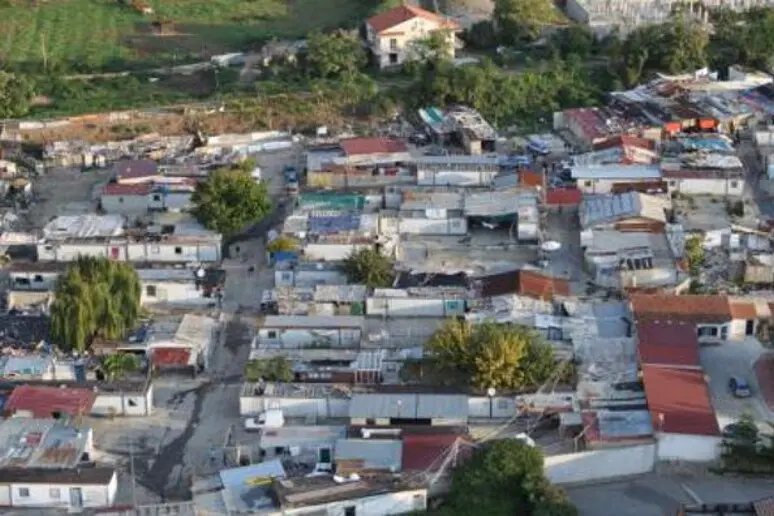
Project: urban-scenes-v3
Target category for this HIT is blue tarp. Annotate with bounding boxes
[308,212,360,234]
[500,155,531,168]
[678,137,734,153]
[270,251,298,265]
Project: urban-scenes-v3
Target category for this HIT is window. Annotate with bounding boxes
[146,285,157,297]
[49,488,61,499]
[18,488,29,498]
[33,274,43,283]
[389,53,398,64]
[267,330,277,339]
[697,326,718,337]
[731,181,739,188]
[153,194,161,201]
[119,197,124,203]
[344,506,356,516]
[174,247,183,255]
[669,180,677,187]
[389,38,397,50]
[584,181,592,187]
[128,398,138,407]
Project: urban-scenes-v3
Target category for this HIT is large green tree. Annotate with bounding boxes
[305,30,366,79]
[101,353,140,381]
[0,72,36,119]
[191,165,271,236]
[342,247,394,288]
[440,439,577,516]
[426,320,558,390]
[494,0,557,43]
[50,256,141,352]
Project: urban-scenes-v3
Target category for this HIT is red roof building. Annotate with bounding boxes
[102,183,152,196]
[630,294,732,324]
[518,270,571,300]
[636,319,701,369]
[519,170,543,188]
[401,433,469,471]
[340,137,408,157]
[640,365,719,436]
[593,135,656,152]
[5,385,97,418]
[151,347,194,368]
[545,188,582,206]
[366,4,459,34]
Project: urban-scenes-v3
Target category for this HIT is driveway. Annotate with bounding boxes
[699,339,773,431]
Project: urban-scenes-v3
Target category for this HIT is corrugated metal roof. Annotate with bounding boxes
[262,316,364,329]
[581,192,668,228]
[545,188,582,206]
[340,137,407,156]
[5,385,96,417]
[152,347,193,367]
[571,165,661,180]
[313,285,367,303]
[630,294,732,323]
[348,393,468,419]
[636,319,700,369]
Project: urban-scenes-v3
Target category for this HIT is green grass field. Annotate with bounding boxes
[0,0,382,72]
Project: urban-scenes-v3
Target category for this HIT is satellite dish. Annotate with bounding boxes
[541,241,562,252]
[196,268,205,278]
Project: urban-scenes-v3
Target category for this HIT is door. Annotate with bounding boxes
[69,487,83,508]
[746,320,755,336]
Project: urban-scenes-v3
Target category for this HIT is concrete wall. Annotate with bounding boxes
[257,328,361,349]
[7,291,52,309]
[366,297,465,317]
[274,269,348,288]
[101,194,148,215]
[37,242,221,263]
[544,444,656,484]
[468,396,517,419]
[141,281,210,306]
[303,244,371,261]
[729,317,756,340]
[9,271,58,292]
[399,218,467,235]
[91,387,153,417]
[280,488,427,515]
[657,434,721,462]
[417,170,498,186]
[239,395,350,419]
[668,178,744,196]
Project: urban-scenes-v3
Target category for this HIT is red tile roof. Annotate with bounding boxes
[401,433,469,471]
[518,270,570,300]
[113,159,158,179]
[729,301,758,320]
[545,188,582,206]
[630,294,732,323]
[636,319,700,369]
[519,170,543,188]
[366,4,459,34]
[102,183,152,196]
[340,137,408,157]
[151,347,193,367]
[5,385,97,418]
[563,108,609,142]
[641,365,719,436]
[593,135,656,152]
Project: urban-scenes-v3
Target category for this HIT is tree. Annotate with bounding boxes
[50,256,141,352]
[342,247,394,288]
[550,26,594,59]
[494,0,557,43]
[426,320,560,390]
[305,30,366,79]
[266,235,301,253]
[685,235,704,276]
[465,20,499,50]
[191,166,271,236]
[0,72,36,119]
[441,439,577,516]
[245,357,293,382]
[101,353,140,381]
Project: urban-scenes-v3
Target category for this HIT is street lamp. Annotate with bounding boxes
[487,387,496,419]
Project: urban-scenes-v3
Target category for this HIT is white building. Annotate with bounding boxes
[364,4,460,69]
[415,155,500,186]
[572,165,663,194]
[0,417,117,510]
[366,288,467,317]
[145,314,218,372]
[100,178,196,215]
[662,168,745,197]
[255,316,364,349]
[274,262,348,288]
[36,214,221,264]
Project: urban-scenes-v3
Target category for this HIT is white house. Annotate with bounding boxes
[255,316,364,349]
[364,4,460,69]
[662,168,745,197]
[0,468,117,510]
[89,379,154,417]
[274,262,348,288]
[100,178,197,215]
[36,214,221,264]
[138,267,225,306]
[366,288,467,317]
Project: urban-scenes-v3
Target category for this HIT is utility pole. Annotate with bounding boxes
[129,439,138,508]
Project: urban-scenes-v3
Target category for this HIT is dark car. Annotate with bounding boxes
[729,376,752,398]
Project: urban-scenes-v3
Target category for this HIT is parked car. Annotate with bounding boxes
[729,376,752,398]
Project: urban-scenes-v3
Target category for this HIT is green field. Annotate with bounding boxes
[0,0,384,72]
